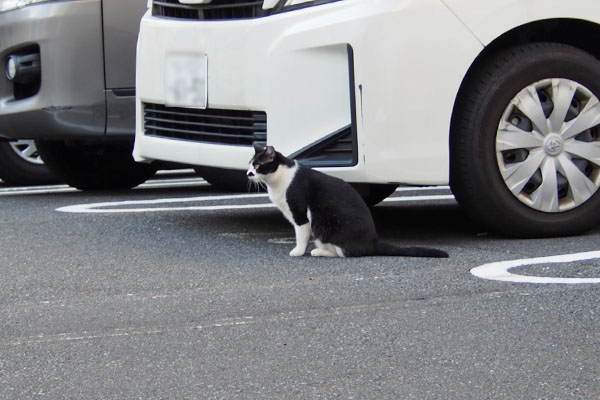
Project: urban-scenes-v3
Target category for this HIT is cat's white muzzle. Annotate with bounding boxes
[246,166,258,181]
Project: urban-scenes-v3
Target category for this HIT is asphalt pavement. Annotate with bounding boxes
[1,175,599,399]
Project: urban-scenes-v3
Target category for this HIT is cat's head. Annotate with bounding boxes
[247,144,282,183]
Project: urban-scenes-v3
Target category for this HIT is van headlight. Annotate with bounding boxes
[0,0,55,13]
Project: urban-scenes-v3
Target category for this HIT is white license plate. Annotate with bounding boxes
[164,52,208,109]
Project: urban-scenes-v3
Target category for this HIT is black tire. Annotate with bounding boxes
[194,166,252,192]
[451,42,600,237]
[35,140,157,190]
[0,141,58,185]
[350,183,398,207]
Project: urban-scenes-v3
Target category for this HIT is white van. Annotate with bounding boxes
[133,0,600,237]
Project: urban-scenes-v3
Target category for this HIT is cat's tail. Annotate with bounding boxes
[374,241,448,258]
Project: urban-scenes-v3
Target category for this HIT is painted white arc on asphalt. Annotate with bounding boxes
[471,250,600,284]
[56,192,455,214]
[56,193,271,213]
[0,177,209,196]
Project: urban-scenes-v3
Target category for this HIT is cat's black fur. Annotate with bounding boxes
[248,145,448,258]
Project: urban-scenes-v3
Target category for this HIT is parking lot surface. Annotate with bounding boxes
[1,174,599,399]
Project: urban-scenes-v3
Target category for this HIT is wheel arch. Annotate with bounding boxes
[449,18,600,181]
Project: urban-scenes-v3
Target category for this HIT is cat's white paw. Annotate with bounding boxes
[311,248,336,257]
[289,247,305,257]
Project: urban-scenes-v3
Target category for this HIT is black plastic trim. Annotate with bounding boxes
[290,125,355,167]
[290,44,358,168]
[153,0,265,20]
[143,103,267,147]
[112,88,135,97]
[152,0,343,20]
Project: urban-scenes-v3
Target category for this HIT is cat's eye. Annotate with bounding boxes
[254,164,260,170]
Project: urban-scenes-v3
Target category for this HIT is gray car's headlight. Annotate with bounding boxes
[0,0,56,13]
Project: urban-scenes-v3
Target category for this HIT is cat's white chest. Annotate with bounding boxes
[266,163,298,224]
[268,181,294,223]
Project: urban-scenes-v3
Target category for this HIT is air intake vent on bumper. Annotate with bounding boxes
[153,0,264,20]
[143,103,267,147]
[291,126,357,168]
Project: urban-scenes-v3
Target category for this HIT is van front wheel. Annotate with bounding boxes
[451,43,600,237]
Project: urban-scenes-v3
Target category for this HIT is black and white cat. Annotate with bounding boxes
[247,145,448,258]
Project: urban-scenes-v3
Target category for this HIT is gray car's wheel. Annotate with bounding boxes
[451,43,600,237]
[0,140,58,185]
[35,140,157,190]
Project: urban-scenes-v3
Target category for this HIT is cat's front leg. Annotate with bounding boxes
[289,223,311,257]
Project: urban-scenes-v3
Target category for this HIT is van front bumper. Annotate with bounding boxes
[134,0,481,184]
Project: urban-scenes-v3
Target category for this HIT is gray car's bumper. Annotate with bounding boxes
[0,0,107,140]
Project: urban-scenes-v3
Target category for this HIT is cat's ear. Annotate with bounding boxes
[253,143,265,155]
[265,146,276,162]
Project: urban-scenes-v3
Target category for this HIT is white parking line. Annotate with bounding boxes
[56,190,454,213]
[395,185,450,192]
[0,177,208,196]
[384,194,454,203]
[57,193,270,213]
[471,251,600,284]
[0,184,76,196]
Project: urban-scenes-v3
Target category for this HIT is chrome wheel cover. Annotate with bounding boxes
[496,78,600,212]
[9,140,44,165]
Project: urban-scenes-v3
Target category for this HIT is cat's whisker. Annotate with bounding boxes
[247,179,265,193]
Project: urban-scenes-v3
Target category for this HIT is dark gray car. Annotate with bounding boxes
[0,0,155,189]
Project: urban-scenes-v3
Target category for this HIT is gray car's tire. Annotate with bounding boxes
[0,140,58,185]
[35,140,157,190]
[451,43,600,237]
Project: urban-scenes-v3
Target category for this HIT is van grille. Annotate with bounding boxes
[152,0,264,20]
[143,103,267,146]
